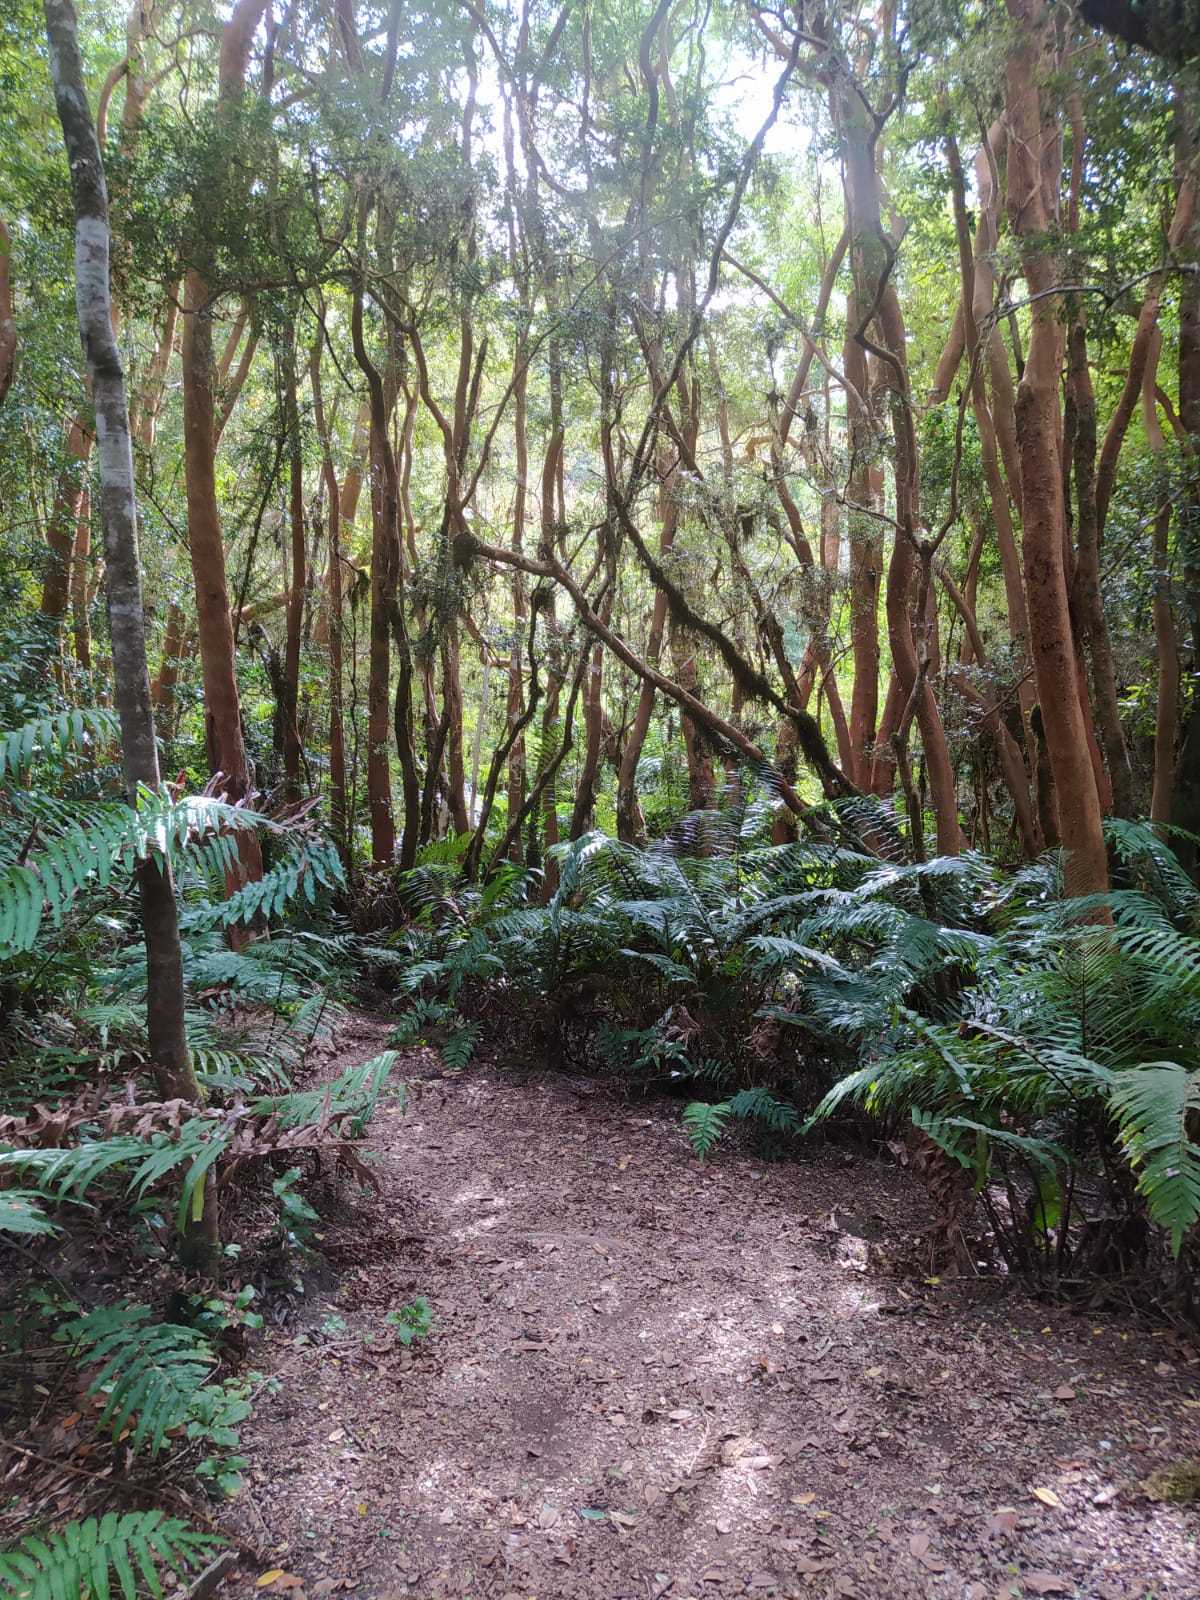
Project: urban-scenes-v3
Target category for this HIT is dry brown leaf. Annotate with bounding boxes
[1023,1575,1071,1595]
[1030,1486,1062,1508]
[986,1508,1019,1539]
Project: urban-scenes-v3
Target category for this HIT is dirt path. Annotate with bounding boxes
[230,1021,1199,1600]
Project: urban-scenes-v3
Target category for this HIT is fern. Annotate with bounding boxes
[1109,1064,1200,1254]
[63,1303,215,1457]
[180,838,345,931]
[682,1100,731,1162]
[0,708,118,783]
[0,1510,219,1600]
[0,1122,227,1230]
[0,1189,57,1236]
[0,788,279,954]
[726,1086,800,1133]
[252,1050,399,1135]
[441,1020,480,1070]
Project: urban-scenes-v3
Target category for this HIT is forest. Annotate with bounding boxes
[1,0,1200,1595]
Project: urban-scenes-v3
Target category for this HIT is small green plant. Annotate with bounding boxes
[441,1019,480,1070]
[273,1168,322,1257]
[184,1284,264,1338]
[385,1297,434,1347]
[186,1375,255,1498]
[320,1313,349,1338]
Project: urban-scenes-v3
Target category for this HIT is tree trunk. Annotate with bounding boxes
[178,0,268,895]
[0,218,15,410]
[281,321,306,803]
[310,339,349,863]
[1143,328,1179,829]
[1170,90,1200,861]
[1004,0,1108,899]
[44,0,216,1271]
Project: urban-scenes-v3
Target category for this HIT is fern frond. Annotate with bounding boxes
[1108,1063,1200,1254]
[0,1189,57,1235]
[0,1510,219,1600]
[682,1101,730,1161]
[181,838,344,931]
[64,1303,213,1457]
[251,1051,399,1135]
[726,1087,799,1133]
[0,709,118,783]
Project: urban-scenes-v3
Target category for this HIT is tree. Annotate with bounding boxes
[42,0,216,1269]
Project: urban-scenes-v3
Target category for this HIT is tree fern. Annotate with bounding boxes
[63,1303,214,1457]
[0,1510,218,1600]
[1109,1064,1200,1253]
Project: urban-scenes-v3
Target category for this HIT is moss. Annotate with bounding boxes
[1143,1459,1200,1503]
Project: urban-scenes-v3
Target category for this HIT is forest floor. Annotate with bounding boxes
[226,1017,1200,1600]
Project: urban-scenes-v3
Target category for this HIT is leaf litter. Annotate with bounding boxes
[225,1022,1200,1599]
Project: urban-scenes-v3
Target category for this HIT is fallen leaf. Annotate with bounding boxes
[1023,1575,1071,1596]
[790,1493,816,1506]
[1030,1486,1062,1508]
[908,1533,946,1572]
[618,1155,632,1171]
[257,1573,287,1589]
[1053,1385,1075,1401]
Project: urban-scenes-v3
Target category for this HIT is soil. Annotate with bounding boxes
[226,1017,1200,1600]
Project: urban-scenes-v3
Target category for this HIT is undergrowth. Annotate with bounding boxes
[375,805,1200,1306]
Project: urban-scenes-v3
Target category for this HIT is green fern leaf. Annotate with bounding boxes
[682,1101,731,1162]
[0,1190,57,1236]
[1108,1063,1200,1254]
[0,709,118,783]
[64,1304,214,1457]
[0,1510,219,1600]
